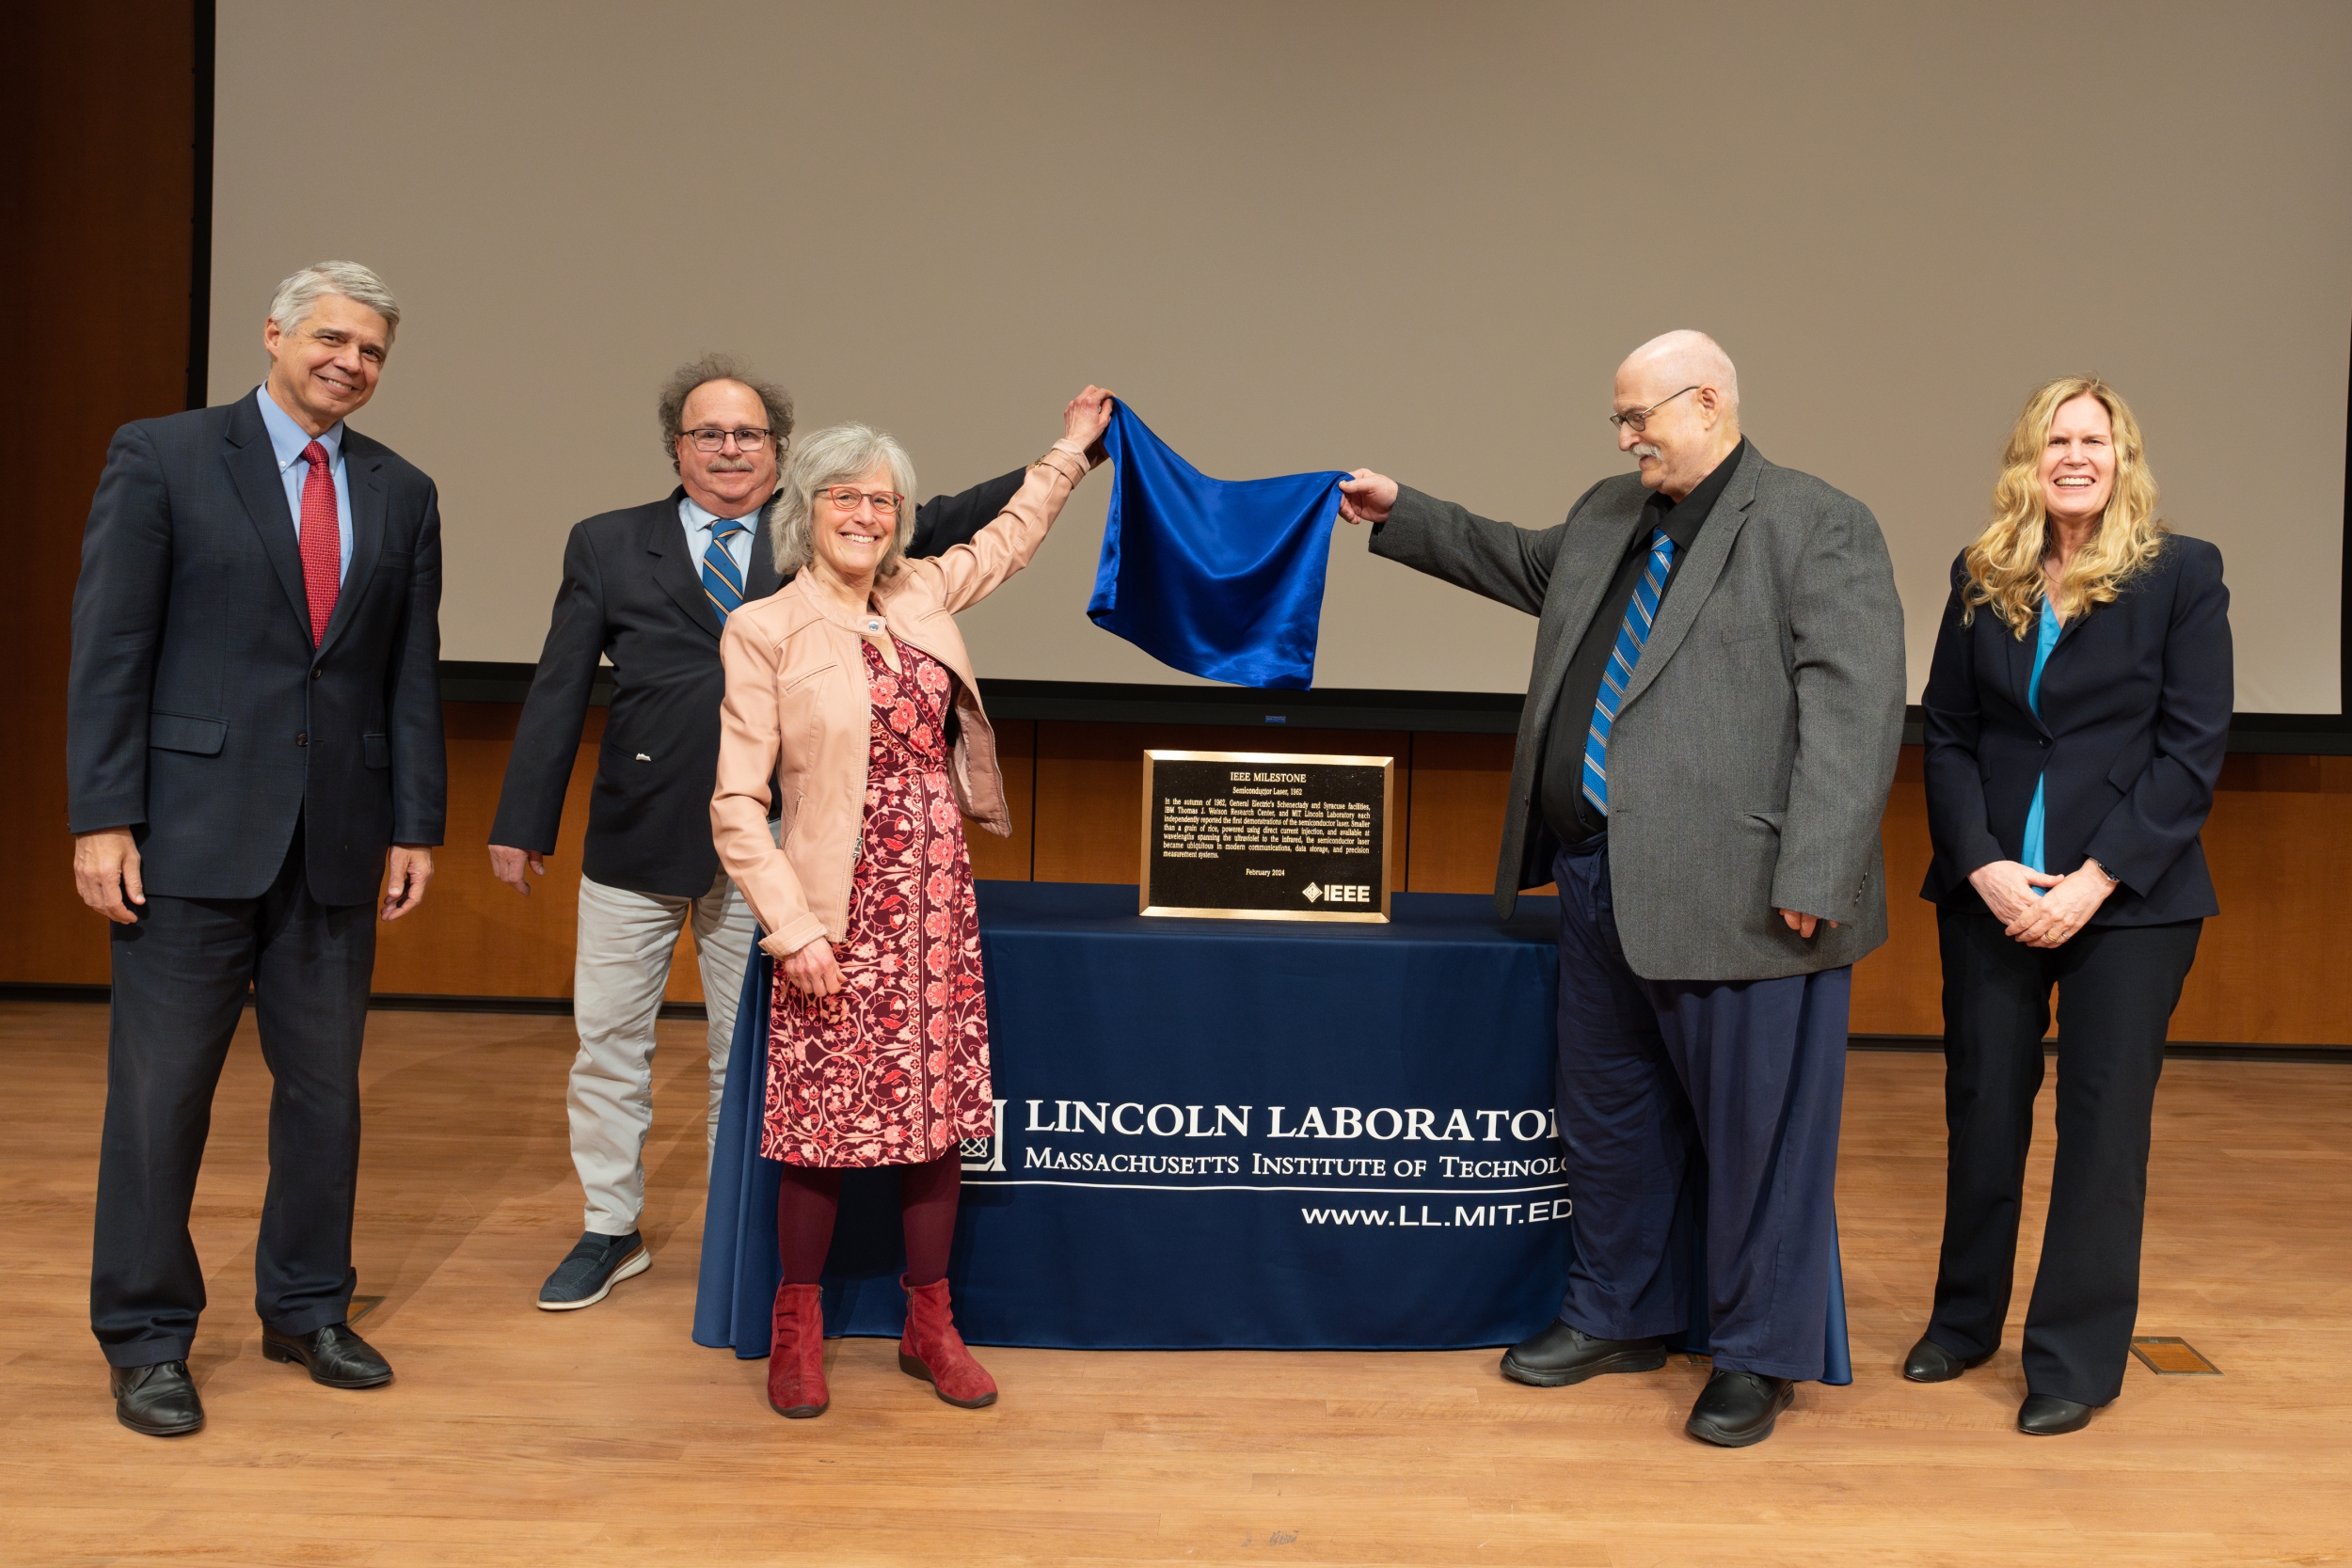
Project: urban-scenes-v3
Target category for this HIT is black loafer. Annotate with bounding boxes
[261,1322,393,1389]
[2018,1392,2095,1435]
[111,1359,204,1437]
[537,1231,650,1310]
[1685,1369,1796,1448]
[1500,1322,1667,1387]
[1903,1335,1992,1383]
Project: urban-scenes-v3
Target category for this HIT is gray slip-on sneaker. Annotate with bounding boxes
[537,1231,650,1310]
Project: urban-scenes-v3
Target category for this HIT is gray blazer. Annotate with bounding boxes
[1372,442,1905,981]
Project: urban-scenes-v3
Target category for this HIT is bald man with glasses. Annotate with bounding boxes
[1341,330,1905,1447]
[489,356,1029,1311]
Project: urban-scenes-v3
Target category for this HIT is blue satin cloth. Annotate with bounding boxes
[1087,404,1347,689]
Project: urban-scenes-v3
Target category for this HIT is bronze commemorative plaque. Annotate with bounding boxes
[1138,750,1396,922]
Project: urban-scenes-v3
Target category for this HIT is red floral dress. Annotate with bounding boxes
[763,637,992,1167]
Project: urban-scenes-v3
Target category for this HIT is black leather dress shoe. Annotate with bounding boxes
[112,1360,204,1437]
[2018,1392,2095,1435]
[1902,1335,1991,1383]
[1500,1322,1667,1387]
[261,1323,393,1389]
[1685,1369,1796,1447]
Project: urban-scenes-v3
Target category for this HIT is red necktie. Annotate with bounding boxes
[298,439,340,645]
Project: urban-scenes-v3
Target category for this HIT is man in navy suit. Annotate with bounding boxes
[69,261,447,1436]
[487,356,1026,1311]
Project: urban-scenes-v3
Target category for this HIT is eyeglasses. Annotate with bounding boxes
[815,486,904,517]
[683,427,774,452]
[1607,387,1699,433]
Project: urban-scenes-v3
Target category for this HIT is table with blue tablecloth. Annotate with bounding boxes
[693,880,1848,1380]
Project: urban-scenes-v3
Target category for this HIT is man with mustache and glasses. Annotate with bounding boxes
[488,356,1032,1311]
[1339,330,1905,1447]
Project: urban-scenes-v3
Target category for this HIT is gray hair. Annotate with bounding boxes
[267,261,402,343]
[657,353,795,475]
[770,423,919,579]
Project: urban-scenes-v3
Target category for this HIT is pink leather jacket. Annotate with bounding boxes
[711,442,1092,958]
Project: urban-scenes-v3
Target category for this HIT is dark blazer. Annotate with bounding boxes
[1918,535,2231,926]
[489,469,1026,897]
[1371,443,1908,981]
[67,389,448,905]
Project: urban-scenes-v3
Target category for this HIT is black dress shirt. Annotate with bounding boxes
[1538,438,1747,843]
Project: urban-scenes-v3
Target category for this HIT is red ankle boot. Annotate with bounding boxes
[898,1275,997,1408]
[769,1282,828,1418]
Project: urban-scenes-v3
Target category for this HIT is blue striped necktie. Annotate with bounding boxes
[702,518,748,623]
[1581,527,1678,815]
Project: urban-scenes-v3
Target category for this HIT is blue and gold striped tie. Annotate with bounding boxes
[1581,528,1678,815]
[702,519,748,623]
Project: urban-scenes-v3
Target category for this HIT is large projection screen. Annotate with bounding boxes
[209,1,2349,711]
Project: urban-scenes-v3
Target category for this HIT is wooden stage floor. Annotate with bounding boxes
[1,1002,2345,1567]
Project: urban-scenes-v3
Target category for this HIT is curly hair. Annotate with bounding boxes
[655,354,795,474]
[1961,376,2167,637]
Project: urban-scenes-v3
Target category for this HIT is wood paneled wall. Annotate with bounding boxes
[0,2,198,990]
[11,679,2350,1040]
[287,713,2352,1045]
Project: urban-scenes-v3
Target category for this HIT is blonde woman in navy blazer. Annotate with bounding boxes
[1906,376,2231,1436]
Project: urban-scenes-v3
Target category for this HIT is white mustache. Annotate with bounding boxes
[706,456,755,472]
[1633,443,1662,461]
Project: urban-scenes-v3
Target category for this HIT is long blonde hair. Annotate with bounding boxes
[1961,376,2166,637]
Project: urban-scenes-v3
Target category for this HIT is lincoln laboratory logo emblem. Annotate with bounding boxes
[1302,883,1325,902]
[960,1101,1008,1173]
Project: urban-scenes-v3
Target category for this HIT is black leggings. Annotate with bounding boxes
[776,1150,961,1288]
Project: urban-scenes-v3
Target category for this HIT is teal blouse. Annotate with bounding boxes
[2020,595,2062,875]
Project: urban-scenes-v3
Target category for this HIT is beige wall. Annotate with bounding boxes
[210,0,2349,709]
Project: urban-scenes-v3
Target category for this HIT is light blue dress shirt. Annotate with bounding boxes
[678,494,759,581]
[2020,595,2063,876]
[255,382,354,582]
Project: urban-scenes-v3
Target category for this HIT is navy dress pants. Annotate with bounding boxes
[1927,909,2201,1406]
[1550,836,1849,1382]
[90,823,376,1368]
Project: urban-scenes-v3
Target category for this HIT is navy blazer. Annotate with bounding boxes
[487,469,1025,897]
[1918,535,2231,926]
[68,390,448,905]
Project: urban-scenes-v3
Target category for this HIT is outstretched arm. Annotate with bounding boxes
[1346,467,1582,618]
[929,387,1113,613]
[908,469,1026,559]
[910,389,1109,558]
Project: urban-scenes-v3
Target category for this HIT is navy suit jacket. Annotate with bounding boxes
[1918,535,2231,926]
[488,470,1025,897]
[68,389,448,905]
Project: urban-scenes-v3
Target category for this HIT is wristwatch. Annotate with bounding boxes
[2090,857,2121,885]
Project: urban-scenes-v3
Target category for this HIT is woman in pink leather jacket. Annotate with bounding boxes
[711,386,1111,1419]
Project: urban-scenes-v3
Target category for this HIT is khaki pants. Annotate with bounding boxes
[568,870,757,1237]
